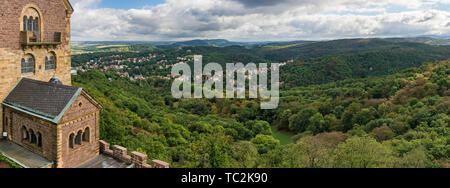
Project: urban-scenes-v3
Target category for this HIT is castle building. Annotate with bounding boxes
[0,0,169,168]
[2,77,102,168]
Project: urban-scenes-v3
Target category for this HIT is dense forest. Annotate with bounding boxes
[72,52,449,168]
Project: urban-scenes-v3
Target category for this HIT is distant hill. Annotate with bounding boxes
[276,39,450,87]
[168,37,450,48]
[73,39,274,49]
[254,38,450,62]
[172,39,238,47]
[171,39,273,47]
[383,37,450,46]
[72,37,450,51]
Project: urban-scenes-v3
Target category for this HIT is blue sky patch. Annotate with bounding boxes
[98,0,165,9]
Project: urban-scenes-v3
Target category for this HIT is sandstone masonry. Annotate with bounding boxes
[0,0,73,134]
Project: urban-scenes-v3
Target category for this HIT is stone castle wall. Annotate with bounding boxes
[0,0,71,50]
[0,0,72,134]
[3,107,58,162]
[59,112,99,168]
[58,94,101,168]
[2,93,102,168]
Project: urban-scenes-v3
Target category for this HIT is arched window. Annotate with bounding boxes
[21,7,41,33]
[21,126,29,142]
[37,132,42,148]
[45,53,56,70]
[82,127,90,142]
[23,16,27,31]
[21,55,35,74]
[29,129,36,144]
[69,134,74,148]
[75,131,82,145]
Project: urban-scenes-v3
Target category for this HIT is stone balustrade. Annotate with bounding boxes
[99,140,169,168]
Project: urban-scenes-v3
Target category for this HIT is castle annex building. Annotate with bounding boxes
[2,77,102,168]
[0,0,169,168]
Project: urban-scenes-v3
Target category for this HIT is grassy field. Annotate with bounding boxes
[271,126,293,145]
[95,45,129,49]
[262,43,303,49]
[71,44,132,55]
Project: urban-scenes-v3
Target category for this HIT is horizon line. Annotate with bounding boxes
[71,36,450,43]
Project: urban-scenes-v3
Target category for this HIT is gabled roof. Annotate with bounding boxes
[62,0,74,15]
[2,78,82,124]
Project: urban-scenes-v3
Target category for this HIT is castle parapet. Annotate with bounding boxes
[113,145,131,164]
[131,152,152,168]
[152,160,170,168]
[99,140,169,168]
[99,140,113,155]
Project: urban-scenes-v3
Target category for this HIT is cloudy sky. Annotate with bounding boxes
[70,0,450,41]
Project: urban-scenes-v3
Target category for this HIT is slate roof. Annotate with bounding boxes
[2,78,82,123]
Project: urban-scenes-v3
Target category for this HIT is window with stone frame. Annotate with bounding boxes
[82,127,90,142]
[29,129,37,144]
[23,16,27,31]
[75,131,82,145]
[33,17,39,38]
[37,132,42,148]
[27,16,33,31]
[21,7,41,41]
[21,126,29,142]
[69,133,74,148]
[45,53,56,70]
[21,54,35,74]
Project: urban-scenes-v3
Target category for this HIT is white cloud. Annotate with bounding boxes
[69,0,450,41]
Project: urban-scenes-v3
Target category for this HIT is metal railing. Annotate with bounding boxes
[20,31,62,46]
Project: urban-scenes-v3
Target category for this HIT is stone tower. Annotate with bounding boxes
[0,0,73,135]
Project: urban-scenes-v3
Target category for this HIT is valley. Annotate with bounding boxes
[71,37,450,168]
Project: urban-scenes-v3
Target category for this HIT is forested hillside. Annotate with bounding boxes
[72,58,449,168]
[280,45,450,87]
[72,38,450,89]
